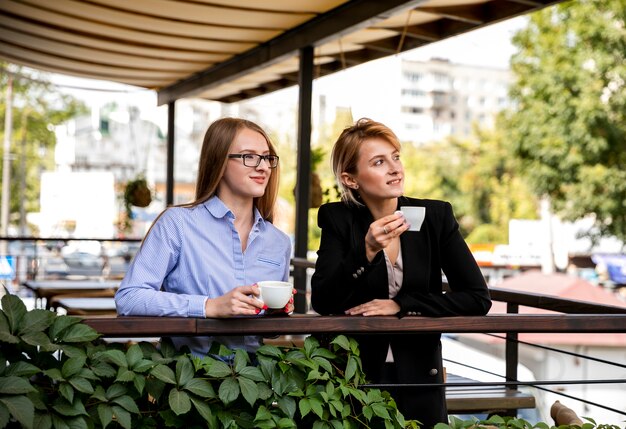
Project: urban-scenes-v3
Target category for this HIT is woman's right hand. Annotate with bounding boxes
[204,284,266,317]
[364,212,409,261]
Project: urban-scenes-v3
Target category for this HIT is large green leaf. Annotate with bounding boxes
[0,376,36,394]
[112,395,140,414]
[66,416,88,429]
[233,349,249,372]
[371,402,390,420]
[277,396,296,419]
[59,383,74,403]
[239,366,265,382]
[96,349,127,368]
[0,395,34,429]
[18,309,56,335]
[49,316,81,341]
[62,356,86,379]
[313,357,333,374]
[43,368,64,382]
[133,373,145,395]
[0,311,18,343]
[59,323,99,343]
[0,402,9,429]
[299,398,311,418]
[5,361,40,377]
[189,396,215,425]
[1,293,26,333]
[52,397,88,417]
[115,368,135,383]
[131,358,153,373]
[257,344,282,358]
[91,386,107,402]
[33,411,52,429]
[218,377,240,405]
[309,397,324,419]
[105,383,127,400]
[68,377,94,394]
[330,335,350,351]
[345,356,357,381]
[168,389,191,415]
[91,361,116,378]
[21,331,52,347]
[182,378,216,398]
[51,413,70,429]
[125,344,142,368]
[206,359,231,378]
[238,376,258,406]
[175,357,194,387]
[111,405,131,429]
[97,403,113,429]
[151,364,176,384]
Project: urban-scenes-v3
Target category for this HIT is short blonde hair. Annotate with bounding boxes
[331,118,401,206]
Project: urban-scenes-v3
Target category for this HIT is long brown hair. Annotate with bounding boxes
[186,117,279,222]
[331,118,401,206]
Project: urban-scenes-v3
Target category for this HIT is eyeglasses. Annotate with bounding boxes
[228,153,279,168]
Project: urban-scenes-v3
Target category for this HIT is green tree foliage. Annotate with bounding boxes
[504,0,626,244]
[401,125,538,244]
[0,64,86,231]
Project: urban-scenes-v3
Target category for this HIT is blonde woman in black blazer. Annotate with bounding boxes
[311,118,491,427]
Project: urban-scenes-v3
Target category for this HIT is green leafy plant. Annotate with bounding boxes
[436,414,624,429]
[0,290,410,428]
[120,175,152,232]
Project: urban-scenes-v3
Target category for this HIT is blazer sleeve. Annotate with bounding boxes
[311,204,384,315]
[393,202,492,316]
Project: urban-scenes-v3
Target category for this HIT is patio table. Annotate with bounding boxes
[22,279,119,309]
[54,297,117,316]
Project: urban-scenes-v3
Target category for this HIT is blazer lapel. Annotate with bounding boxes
[399,199,431,292]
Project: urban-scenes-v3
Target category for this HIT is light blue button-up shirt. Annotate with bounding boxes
[115,196,292,355]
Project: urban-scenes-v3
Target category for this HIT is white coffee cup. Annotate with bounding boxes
[399,206,426,231]
[256,281,293,309]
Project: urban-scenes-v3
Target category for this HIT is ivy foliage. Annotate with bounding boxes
[437,414,623,429]
[0,291,409,428]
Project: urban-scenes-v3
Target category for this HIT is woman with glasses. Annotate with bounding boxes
[115,117,291,357]
[311,118,491,427]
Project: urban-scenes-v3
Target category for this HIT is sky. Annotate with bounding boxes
[47,16,528,114]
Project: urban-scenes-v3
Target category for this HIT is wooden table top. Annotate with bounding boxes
[55,297,117,316]
[22,279,120,308]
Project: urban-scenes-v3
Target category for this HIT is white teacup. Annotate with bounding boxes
[256,281,293,309]
[399,206,426,231]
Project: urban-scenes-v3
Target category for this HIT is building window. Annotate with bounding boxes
[401,106,424,114]
[403,72,423,82]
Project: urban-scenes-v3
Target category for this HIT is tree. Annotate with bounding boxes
[0,63,86,233]
[401,124,538,244]
[504,0,626,245]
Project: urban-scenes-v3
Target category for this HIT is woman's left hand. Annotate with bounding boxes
[345,299,400,316]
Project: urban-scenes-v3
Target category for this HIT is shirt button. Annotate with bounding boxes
[360,266,365,271]
[352,273,358,278]
[416,312,422,316]
[429,368,438,376]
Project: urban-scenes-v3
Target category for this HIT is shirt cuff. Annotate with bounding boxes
[188,296,208,318]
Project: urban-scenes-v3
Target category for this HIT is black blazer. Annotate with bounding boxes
[311,197,491,425]
[311,196,491,318]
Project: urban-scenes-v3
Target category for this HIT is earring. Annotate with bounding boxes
[354,184,359,190]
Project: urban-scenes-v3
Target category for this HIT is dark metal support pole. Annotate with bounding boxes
[506,302,520,415]
[166,101,176,206]
[293,46,313,314]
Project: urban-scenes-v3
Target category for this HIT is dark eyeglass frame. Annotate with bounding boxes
[228,153,279,168]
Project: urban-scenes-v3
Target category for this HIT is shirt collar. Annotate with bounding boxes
[204,196,266,229]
